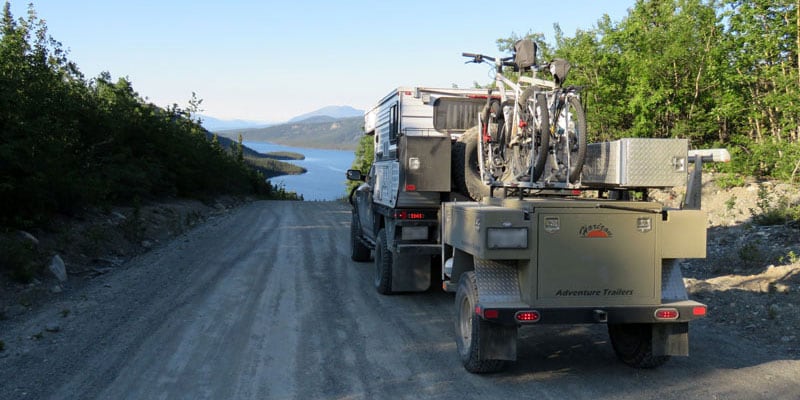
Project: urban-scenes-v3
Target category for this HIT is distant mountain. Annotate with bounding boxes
[217,116,364,151]
[287,106,363,123]
[200,115,274,131]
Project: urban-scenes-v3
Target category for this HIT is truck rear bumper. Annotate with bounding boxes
[476,300,707,325]
[396,243,440,255]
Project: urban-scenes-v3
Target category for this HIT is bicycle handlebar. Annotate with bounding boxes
[462,53,517,68]
[462,52,494,63]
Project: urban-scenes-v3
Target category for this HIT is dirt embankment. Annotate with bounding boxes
[0,197,249,321]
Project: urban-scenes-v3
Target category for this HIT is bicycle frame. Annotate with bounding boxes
[464,48,585,191]
[475,62,524,186]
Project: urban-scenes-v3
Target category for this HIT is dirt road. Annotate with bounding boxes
[1,201,797,399]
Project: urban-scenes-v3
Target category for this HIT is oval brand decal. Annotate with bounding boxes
[579,224,613,238]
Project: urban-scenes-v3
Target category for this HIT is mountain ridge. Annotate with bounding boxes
[216,116,363,151]
[199,115,275,131]
[287,105,363,123]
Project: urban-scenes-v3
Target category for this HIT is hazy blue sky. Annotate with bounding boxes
[9,1,634,122]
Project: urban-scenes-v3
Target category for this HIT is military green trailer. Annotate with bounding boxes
[440,141,730,373]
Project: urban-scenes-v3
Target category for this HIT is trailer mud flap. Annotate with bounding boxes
[474,258,521,360]
[652,322,689,356]
[480,323,518,361]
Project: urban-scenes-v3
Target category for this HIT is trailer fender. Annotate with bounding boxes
[474,258,523,305]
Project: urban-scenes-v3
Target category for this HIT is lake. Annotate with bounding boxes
[244,142,355,201]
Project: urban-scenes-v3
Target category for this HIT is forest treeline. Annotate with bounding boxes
[513,0,799,181]
[0,4,296,228]
[349,0,799,192]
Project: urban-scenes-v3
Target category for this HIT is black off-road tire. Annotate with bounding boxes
[608,323,670,368]
[374,228,393,295]
[453,127,490,201]
[455,272,508,373]
[350,214,370,262]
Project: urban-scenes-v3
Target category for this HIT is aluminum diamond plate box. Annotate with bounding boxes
[582,138,688,188]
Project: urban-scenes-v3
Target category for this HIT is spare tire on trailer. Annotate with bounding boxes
[452,127,489,201]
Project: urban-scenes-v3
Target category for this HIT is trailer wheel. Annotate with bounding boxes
[374,228,393,294]
[608,324,670,368]
[350,214,370,262]
[455,271,507,373]
[453,127,489,202]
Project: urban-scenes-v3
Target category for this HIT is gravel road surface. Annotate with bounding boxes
[1,201,798,399]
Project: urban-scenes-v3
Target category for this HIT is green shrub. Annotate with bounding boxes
[738,241,762,264]
[750,184,800,226]
[716,173,745,189]
[779,250,799,265]
[724,195,737,214]
[0,235,40,283]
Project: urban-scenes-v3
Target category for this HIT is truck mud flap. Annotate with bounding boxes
[391,253,431,292]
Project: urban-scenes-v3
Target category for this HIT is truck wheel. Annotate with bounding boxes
[453,127,489,201]
[374,228,393,294]
[350,214,370,262]
[608,324,670,368]
[455,271,507,373]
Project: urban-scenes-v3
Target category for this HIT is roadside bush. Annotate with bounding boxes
[345,135,373,194]
[0,233,40,283]
[715,173,746,190]
[750,184,800,226]
[726,141,800,183]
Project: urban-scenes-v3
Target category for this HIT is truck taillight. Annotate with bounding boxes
[405,184,416,191]
[515,311,540,323]
[692,306,707,316]
[655,308,679,320]
[393,210,427,219]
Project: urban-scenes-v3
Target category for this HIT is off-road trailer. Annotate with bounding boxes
[442,143,729,373]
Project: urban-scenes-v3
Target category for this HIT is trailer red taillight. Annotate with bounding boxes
[692,306,707,316]
[515,310,541,323]
[405,184,416,191]
[655,308,679,320]
[475,306,499,319]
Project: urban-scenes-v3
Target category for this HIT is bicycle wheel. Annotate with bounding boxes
[552,94,586,183]
[516,88,550,183]
[479,100,506,181]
